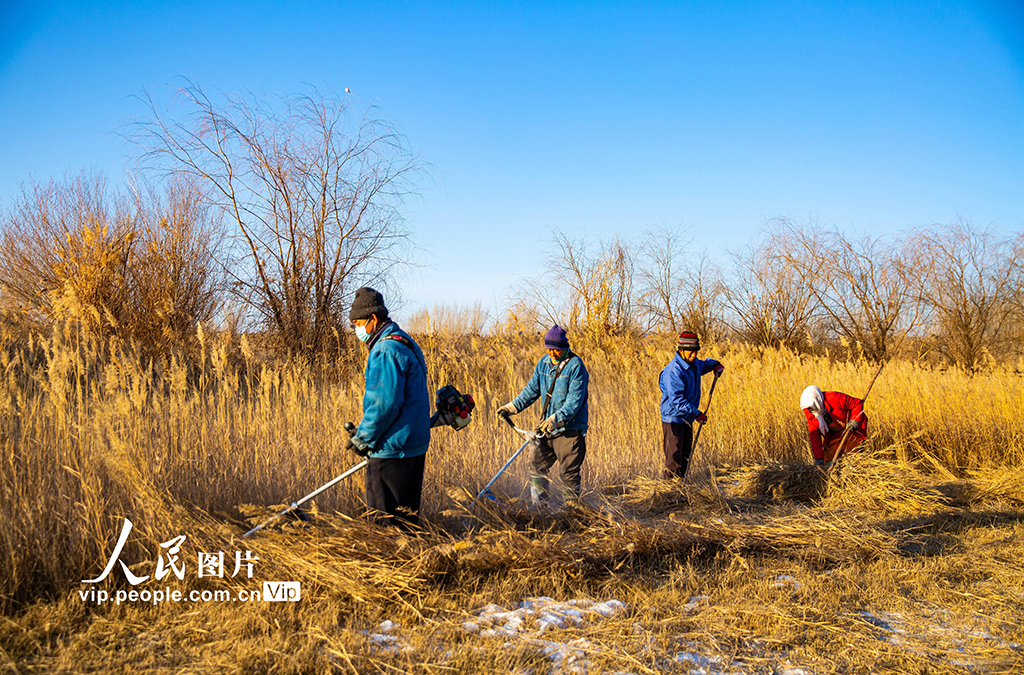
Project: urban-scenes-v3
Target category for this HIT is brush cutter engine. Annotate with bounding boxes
[431,384,476,430]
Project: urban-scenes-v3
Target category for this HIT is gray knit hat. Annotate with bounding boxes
[349,287,389,322]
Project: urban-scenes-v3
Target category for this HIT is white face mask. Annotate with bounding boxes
[355,325,371,342]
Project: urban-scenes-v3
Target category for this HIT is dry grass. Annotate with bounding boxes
[1,326,1022,672]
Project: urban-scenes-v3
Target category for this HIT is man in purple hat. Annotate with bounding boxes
[497,324,590,503]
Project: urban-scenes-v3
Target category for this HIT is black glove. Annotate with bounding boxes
[344,422,369,456]
[430,410,456,429]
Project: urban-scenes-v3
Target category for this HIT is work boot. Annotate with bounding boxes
[560,477,582,504]
[529,475,550,505]
[560,489,582,509]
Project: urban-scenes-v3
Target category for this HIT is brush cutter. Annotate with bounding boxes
[243,453,368,537]
[469,413,553,507]
[244,385,477,537]
[431,384,476,430]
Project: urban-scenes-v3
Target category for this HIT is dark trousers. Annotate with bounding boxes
[531,431,587,497]
[662,421,694,479]
[365,454,426,529]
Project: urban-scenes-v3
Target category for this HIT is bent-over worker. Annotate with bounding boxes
[800,385,868,470]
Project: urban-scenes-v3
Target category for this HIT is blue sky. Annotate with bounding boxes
[1,1,1022,318]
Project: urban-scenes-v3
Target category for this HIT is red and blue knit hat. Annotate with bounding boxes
[677,331,701,351]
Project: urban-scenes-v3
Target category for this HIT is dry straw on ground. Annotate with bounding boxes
[1,326,1022,672]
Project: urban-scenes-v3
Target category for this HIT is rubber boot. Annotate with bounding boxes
[560,468,582,505]
[529,475,550,505]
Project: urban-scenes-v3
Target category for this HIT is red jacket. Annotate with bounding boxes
[803,391,867,461]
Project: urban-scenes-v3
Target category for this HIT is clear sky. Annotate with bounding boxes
[1,1,1022,319]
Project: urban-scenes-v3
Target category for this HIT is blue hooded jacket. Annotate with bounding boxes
[659,353,720,424]
[355,322,431,458]
[511,352,589,432]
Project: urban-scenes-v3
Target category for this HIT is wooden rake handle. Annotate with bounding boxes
[691,370,721,460]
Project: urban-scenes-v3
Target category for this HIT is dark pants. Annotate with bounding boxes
[662,421,694,479]
[365,454,426,529]
[531,431,586,499]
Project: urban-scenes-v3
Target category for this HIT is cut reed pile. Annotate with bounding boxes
[823,452,950,515]
[232,453,1024,597]
[2,324,1023,672]
[3,457,1023,673]
[728,462,827,503]
[723,450,1024,516]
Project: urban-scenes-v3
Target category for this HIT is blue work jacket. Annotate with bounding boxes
[659,353,720,424]
[511,352,589,432]
[355,322,431,458]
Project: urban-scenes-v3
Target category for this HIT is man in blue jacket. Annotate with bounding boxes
[347,287,430,528]
[497,325,589,503]
[659,331,725,479]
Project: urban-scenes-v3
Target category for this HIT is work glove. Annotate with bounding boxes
[713,363,725,376]
[695,412,708,424]
[349,435,370,457]
[343,423,370,457]
[538,415,560,435]
[431,410,456,429]
[496,402,518,419]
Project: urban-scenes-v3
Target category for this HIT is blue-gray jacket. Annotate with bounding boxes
[511,352,589,432]
[659,353,720,424]
[355,322,430,458]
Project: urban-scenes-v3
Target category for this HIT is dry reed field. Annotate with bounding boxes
[1,323,1022,673]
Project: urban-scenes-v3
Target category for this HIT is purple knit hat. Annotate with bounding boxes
[544,324,569,350]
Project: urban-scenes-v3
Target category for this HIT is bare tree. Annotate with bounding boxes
[127,177,221,349]
[724,237,819,351]
[131,80,422,355]
[680,251,728,342]
[908,218,1021,368]
[636,225,688,333]
[520,230,638,337]
[1007,231,1024,358]
[635,225,725,339]
[768,218,921,361]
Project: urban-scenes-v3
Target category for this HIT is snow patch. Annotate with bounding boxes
[854,607,1020,666]
[772,575,803,591]
[464,596,627,672]
[465,596,627,637]
[684,595,709,610]
[364,620,413,654]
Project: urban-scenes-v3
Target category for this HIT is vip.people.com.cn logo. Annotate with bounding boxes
[77,518,300,605]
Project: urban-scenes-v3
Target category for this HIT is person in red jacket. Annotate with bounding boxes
[800,385,868,468]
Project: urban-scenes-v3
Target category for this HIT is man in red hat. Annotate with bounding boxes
[659,331,724,479]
